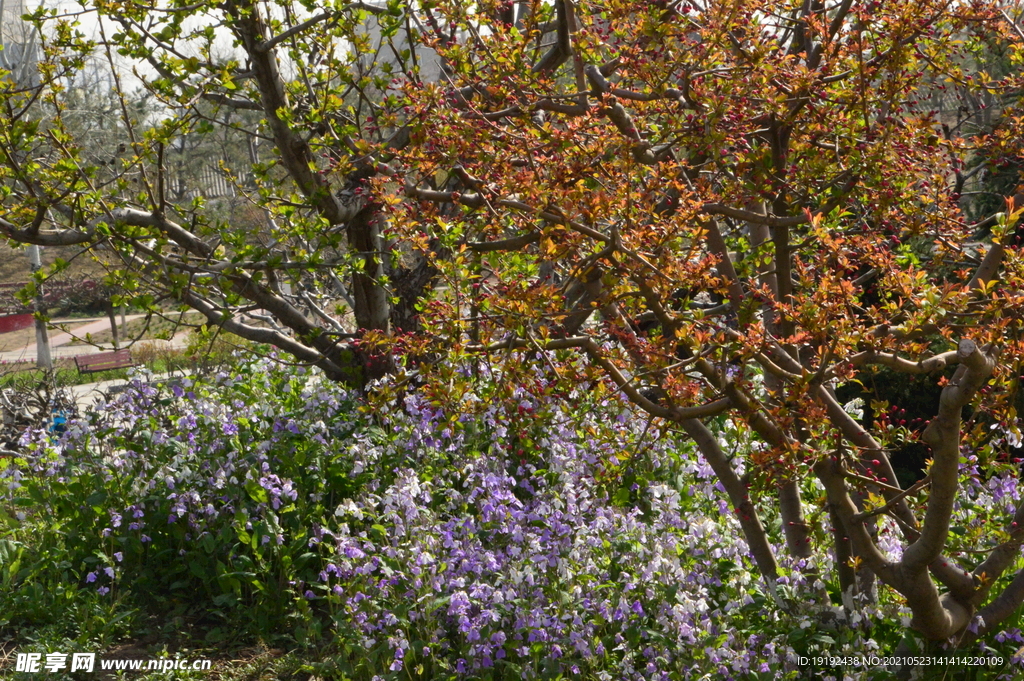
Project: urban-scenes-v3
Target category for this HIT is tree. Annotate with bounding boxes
[389,0,1024,649]
[1,0,440,382]
[1,0,1024,654]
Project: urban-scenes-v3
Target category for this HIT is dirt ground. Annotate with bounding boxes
[0,244,108,284]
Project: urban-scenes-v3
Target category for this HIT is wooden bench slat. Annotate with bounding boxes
[74,349,135,374]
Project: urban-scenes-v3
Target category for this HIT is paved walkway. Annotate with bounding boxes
[1,316,193,409]
[68,371,188,408]
[46,316,145,348]
[0,315,190,364]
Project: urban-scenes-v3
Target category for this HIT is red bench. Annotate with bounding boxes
[74,349,135,374]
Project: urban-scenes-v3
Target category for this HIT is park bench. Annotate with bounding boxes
[74,349,135,375]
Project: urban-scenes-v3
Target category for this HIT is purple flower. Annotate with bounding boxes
[86,572,97,583]
[97,586,110,595]
[104,567,115,579]
[113,552,123,562]
[448,590,470,616]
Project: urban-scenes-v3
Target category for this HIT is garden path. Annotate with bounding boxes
[68,370,187,409]
[0,316,141,363]
[2,316,194,410]
[0,315,193,364]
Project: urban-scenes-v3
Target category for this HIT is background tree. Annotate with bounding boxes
[2,0,448,382]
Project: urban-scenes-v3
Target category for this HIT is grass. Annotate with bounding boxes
[1,360,140,388]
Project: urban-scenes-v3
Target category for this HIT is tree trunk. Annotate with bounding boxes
[107,301,120,350]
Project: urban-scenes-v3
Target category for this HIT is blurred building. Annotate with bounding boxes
[0,0,38,87]
[358,3,444,85]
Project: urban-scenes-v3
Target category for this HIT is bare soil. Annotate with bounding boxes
[0,243,109,284]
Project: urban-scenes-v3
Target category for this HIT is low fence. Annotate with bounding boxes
[0,312,33,334]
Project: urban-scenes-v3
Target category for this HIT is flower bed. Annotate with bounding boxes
[3,359,1022,680]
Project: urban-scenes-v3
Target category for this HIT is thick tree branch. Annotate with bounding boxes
[467,232,541,253]
[679,418,781,587]
[533,0,571,74]
[827,349,961,378]
[228,0,347,225]
[971,501,1024,608]
[0,213,90,246]
[178,289,356,382]
[903,340,995,571]
[975,568,1024,641]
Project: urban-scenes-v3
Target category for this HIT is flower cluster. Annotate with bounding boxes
[2,359,1021,680]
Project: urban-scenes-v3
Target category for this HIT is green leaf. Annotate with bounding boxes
[245,480,268,504]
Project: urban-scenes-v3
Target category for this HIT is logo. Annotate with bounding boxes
[15,653,96,673]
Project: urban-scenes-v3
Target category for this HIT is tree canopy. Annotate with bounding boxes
[3,0,1024,647]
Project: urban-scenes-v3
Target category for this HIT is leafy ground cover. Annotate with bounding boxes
[2,358,1023,680]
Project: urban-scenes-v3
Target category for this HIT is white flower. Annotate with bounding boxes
[334,499,363,520]
[842,397,865,420]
